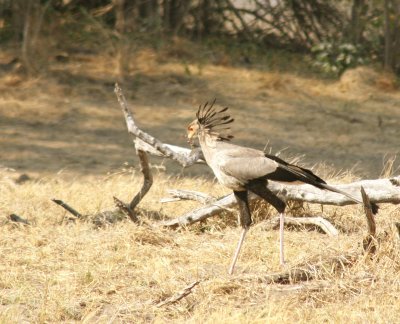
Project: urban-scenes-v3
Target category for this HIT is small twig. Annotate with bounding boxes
[156,281,200,307]
[163,189,216,204]
[51,199,82,218]
[361,186,377,254]
[9,214,30,225]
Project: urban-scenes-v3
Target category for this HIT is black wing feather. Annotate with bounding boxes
[264,154,327,188]
[264,153,380,213]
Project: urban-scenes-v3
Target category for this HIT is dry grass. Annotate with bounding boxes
[1,40,400,322]
[1,166,399,323]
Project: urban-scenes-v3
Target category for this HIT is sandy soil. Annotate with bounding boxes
[0,49,399,180]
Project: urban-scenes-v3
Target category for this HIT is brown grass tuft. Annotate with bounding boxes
[1,170,400,322]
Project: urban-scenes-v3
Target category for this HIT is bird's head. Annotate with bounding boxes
[187,119,200,146]
[188,99,234,145]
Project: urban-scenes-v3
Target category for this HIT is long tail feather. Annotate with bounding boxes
[319,183,379,214]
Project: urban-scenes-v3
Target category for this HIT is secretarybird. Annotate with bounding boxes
[187,100,372,275]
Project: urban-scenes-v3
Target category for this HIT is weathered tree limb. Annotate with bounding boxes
[162,189,339,234]
[114,84,203,167]
[162,189,216,204]
[115,84,205,221]
[361,186,377,254]
[162,187,339,234]
[161,177,400,227]
[134,138,204,163]
[114,149,154,223]
[161,193,236,227]
[268,216,339,236]
[268,177,400,206]
[395,223,400,240]
[130,150,153,209]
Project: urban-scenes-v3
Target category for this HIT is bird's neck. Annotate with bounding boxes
[198,130,218,149]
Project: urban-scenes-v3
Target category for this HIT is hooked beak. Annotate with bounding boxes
[187,133,195,147]
[187,120,199,147]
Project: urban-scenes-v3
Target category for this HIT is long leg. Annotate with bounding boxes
[247,180,286,266]
[229,190,252,275]
[228,227,248,275]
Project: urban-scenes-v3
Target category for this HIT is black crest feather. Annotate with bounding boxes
[196,99,234,141]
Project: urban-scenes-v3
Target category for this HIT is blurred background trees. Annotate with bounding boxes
[0,0,399,77]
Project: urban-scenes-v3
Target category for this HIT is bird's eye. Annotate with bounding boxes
[188,126,193,131]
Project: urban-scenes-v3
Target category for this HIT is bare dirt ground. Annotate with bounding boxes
[1,46,400,322]
[0,47,399,179]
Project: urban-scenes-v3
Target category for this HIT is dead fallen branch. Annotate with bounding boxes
[395,223,400,240]
[113,149,153,223]
[115,84,203,168]
[128,150,153,210]
[361,186,377,255]
[161,193,236,227]
[134,138,204,164]
[161,177,400,227]
[162,189,216,204]
[267,216,339,236]
[268,177,400,206]
[156,281,200,307]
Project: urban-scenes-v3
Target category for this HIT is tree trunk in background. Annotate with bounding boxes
[350,0,367,45]
[114,0,129,83]
[20,0,51,76]
[384,0,392,71]
[392,0,400,73]
[11,0,24,43]
[138,0,160,30]
[201,0,211,36]
[194,0,214,39]
[174,1,191,35]
[162,0,191,35]
[163,0,171,31]
[168,0,179,33]
[384,0,400,72]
